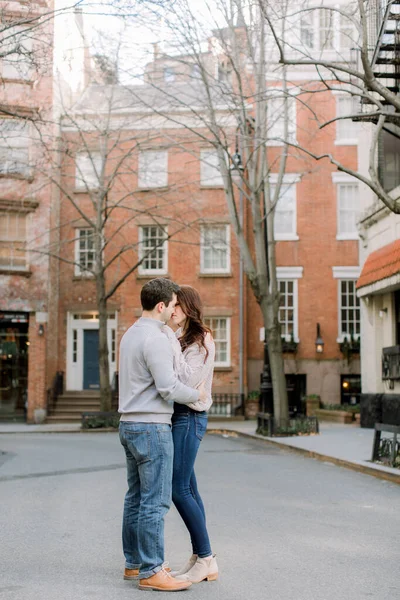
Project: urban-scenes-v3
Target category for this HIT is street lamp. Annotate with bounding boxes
[230,147,245,415]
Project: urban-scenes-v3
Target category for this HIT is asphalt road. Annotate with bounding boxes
[0,431,399,600]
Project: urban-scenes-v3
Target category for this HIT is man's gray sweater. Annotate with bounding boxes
[118,317,200,423]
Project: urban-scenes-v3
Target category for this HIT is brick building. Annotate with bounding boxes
[43,9,363,423]
[0,1,54,422]
[0,2,364,422]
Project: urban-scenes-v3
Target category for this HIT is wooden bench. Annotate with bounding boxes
[371,423,400,468]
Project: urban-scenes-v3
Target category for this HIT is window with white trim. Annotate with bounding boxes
[200,225,230,273]
[271,183,297,239]
[1,26,33,80]
[138,150,168,189]
[75,228,95,276]
[200,149,224,187]
[278,280,297,340]
[339,280,360,339]
[299,8,356,53]
[164,67,175,82]
[0,119,30,177]
[139,225,168,274]
[336,95,358,143]
[0,212,27,270]
[204,317,230,366]
[75,153,101,190]
[267,95,296,145]
[337,182,359,238]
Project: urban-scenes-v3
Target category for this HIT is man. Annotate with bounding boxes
[119,278,208,592]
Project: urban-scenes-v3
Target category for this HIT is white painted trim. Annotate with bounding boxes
[357,272,400,298]
[331,172,358,183]
[275,234,300,241]
[277,266,303,279]
[200,224,231,274]
[66,311,117,391]
[269,173,301,184]
[332,266,361,279]
[334,140,358,146]
[336,233,360,241]
[336,279,360,342]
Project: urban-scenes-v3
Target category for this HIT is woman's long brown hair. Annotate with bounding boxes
[177,285,212,360]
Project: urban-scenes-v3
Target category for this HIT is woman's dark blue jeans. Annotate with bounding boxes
[172,404,212,558]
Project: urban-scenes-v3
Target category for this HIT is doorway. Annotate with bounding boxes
[83,329,100,389]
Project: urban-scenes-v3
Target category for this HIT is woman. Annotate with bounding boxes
[162,285,218,584]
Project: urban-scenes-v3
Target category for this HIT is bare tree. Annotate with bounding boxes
[126,0,321,422]
[31,60,203,411]
[261,0,400,213]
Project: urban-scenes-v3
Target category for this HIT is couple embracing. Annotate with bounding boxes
[118,277,218,592]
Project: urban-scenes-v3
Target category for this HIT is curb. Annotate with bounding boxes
[207,428,400,486]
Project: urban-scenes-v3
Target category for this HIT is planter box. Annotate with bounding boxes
[306,398,320,417]
[354,413,360,425]
[245,400,260,419]
[315,409,353,424]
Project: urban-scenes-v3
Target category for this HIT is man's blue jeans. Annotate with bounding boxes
[119,421,173,579]
[172,405,212,558]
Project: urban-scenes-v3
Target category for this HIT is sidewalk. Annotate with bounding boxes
[0,418,399,484]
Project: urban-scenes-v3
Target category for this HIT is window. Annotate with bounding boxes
[75,153,101,190]
[270,183,297,239]
[336,95,358,143]
[267,95,296,145]
[164,67,175,83]
[0,119,30,177]
[300,13,314,48]
[75,228,95,276]
[204,317,230,367]
[337,183,359,239]
[319,9,334,50]
[339,280,360,339]
[1,26,33,80]
[138,150,168,189]
[278,280,296,340]
[139,225,168,274]
[0,212,27,270]
[191,64,201,79]
[200,225,230,273]
[298,9,356,54]
[200,149,224,187]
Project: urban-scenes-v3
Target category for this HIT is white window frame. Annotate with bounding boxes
[333,267,361,342]
[0,211,28,270]
[74,228,96,277]
[138,225,168,275]
[138,150,168,189]
[200,149,224,187]
[276,267,303,343]
[266,91,297,146]
[0,119,31,178]
[164,67,175,82]
[1,25,33,81]
[75,152,102,191]
[200,224,230,274]
[299,8,356,55]
[204,316,231,367]
[332,172,360,240]
[269,174,300,240]
[334,93,359,145]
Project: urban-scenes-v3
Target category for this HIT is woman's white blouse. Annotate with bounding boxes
[162,326,215,412]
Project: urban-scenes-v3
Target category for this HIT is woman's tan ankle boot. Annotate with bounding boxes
[175,554,218,583]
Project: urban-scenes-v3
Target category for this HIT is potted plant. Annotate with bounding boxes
[245,390,260,419]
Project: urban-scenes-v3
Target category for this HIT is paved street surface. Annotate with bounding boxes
[1,432,399,600]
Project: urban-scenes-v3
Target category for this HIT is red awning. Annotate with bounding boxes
[357,239,400,290]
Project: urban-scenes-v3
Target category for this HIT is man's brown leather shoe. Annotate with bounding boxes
[124,564,171,580]
[124,567,139,580]
[139,568,192,591]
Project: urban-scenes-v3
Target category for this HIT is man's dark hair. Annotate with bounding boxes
[141,278,180,311]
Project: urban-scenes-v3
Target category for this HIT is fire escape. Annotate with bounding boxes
[361,0,400,124]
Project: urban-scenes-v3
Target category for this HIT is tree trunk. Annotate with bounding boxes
[260,295,289,423]
[97,293,112,412]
